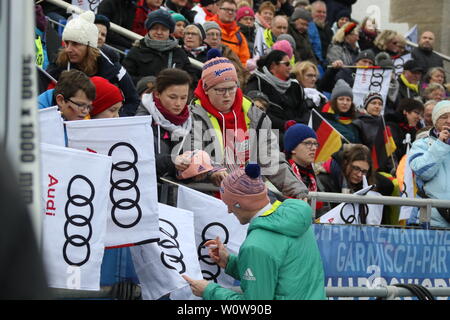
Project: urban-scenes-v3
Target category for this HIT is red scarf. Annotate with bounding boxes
[153,95,190,126]
[289,159,323,209]
[194,80,249,165]
[202,5,217,21]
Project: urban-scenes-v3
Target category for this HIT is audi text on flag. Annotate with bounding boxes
[40,143,112,290]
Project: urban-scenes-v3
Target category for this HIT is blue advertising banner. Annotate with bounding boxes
[314,224,450,300]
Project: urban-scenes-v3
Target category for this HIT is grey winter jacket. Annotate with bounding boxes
[180,97,308,198]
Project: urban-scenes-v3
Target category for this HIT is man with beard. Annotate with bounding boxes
[311,1,333,59]
[412,31,444,73]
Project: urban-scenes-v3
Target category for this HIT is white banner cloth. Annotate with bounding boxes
[65,117,159,247]
[40,143,111,290]
[130,203,203,300]
[38,106,65,147]
[177,185,248,288]
[353,68,392,111]
[319,185,384,225]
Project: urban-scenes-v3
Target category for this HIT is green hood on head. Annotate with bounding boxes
[248,199,312,238]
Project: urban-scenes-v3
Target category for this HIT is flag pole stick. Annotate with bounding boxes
[312,109,352,144]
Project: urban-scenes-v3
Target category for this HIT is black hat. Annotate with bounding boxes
[94,14,111,30]
[145,9,176,33]
[355,49,375,63]
[403,60,424,73]
[200,0,220,7]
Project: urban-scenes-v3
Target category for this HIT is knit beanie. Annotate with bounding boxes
[90,76,124,116]
[375,52,394,69]
[277,34,296,51]
[284,123,317,154]
[171,13,188,25]
[432,100,450,126]
[201,57,238,91]
[220,164,270,212]
[290,8,312,22]
[331,79,353,100]
[236,6,255,22]
[203,21,221,34]
[63,11,99,48]
[355,49,375,63]
[363,92,383,109]
[94,14,111,30]
[272,40,293,59]
[145,9,176,33]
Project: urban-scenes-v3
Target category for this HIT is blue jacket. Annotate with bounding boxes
[409,130,450,228]
[38,89,55,109]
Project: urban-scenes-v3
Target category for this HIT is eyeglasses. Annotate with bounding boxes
[65,97,93,112]
[300,141,320,149]
[278,61,291,66]
[206,32,220,38]
[212,85,238,95]
[184,32,199,37]
[220,7,236,14]
[351,165,369,175]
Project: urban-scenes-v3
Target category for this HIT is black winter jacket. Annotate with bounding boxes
[122,38,197,85]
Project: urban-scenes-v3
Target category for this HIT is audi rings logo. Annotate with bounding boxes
[339,203,369,224]
[108,142,142,229]
[63,175,95,266]
[368,70,386,93]
[197,223,229,282]
[158,219,186,274]
[88,0,101,11]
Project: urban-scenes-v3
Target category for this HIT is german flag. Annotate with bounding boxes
[308,109,343,163]
[371,120,397,170]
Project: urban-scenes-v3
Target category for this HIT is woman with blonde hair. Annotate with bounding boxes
[372,30,406,57]
[327,21,360,65]
[292,61,327,109]
[46,11,139,116]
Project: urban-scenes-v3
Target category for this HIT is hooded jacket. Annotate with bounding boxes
[203,199,326,300]
[185,96,308,198]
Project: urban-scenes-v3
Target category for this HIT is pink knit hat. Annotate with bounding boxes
[272,40,293,60]
[201,57,238,91]
[236,6,255,22]
[220,164,269,211]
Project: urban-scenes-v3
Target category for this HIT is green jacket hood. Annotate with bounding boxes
[248,199,312,238]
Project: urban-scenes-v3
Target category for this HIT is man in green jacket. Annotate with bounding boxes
[183,164,326,300]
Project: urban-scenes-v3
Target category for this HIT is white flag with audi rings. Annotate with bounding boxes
[130,203,203,300]
[40,143,111,290]
[38,106,65,147]
[65,117,160,247]
[177,185,248,289]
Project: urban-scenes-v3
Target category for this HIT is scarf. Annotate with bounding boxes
[255,13,271,29]
[289,160,323,209]
[211,16,239,35]
[184,45,208,58]
[400,74,419,93]
[202,5,217,20]
[254,66,292,94]
[141,93,192,140]
[194,80,249,166]
[144,34,179,52]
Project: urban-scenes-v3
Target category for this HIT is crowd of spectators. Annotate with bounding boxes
[36,0,450,229]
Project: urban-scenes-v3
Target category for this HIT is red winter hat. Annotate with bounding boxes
[236,6,255,22]
[90,76,123,116]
